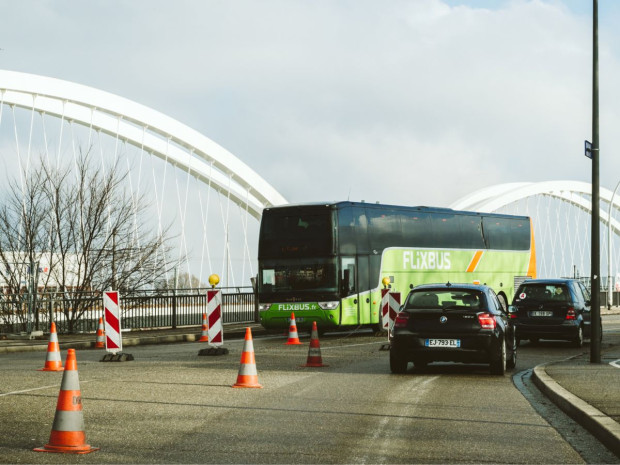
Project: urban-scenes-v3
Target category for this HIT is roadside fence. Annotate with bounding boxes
[0,287,257,335]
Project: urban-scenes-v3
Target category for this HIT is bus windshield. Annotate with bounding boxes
[260,259,338,294]
[259,210,333,258]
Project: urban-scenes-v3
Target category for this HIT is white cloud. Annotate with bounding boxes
[1,1,619,205]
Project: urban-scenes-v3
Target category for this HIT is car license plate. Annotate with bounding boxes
[425,339,460,348]
[530,311,553,317]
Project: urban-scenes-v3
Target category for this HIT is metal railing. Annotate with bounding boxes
[0,287,257,334]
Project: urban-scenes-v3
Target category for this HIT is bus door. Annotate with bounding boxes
[357,255,371,325]
[340,257,359,325]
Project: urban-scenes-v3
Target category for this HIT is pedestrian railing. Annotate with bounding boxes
[0,287,257,334]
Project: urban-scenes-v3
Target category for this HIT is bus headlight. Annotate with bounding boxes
[258,303,271,312]
[318,301,339,310]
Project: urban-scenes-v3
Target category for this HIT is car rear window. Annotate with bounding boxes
[404,290,487,311]
[515,284,570,303]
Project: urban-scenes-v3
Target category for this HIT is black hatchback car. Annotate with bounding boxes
[509,278,597,347]
[390,283,516,375]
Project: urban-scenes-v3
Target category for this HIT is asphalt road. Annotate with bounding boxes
[0,319,618,463]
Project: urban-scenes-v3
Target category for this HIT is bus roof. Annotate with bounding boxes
[263,201,529,220]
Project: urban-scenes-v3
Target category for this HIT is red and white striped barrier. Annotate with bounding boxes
[381,289,400,336]
[207,289,223,346]
[103,291,122,354]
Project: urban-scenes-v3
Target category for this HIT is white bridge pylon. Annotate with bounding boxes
[0,69,287,219]
[450,180,620,236]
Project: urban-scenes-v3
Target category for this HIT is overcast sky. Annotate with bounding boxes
[1,0,619,209]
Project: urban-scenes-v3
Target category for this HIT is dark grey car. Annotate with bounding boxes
[509,278,600,347]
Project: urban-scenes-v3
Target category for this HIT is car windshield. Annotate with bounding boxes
[516,284,570,303]
[404,289,487,311]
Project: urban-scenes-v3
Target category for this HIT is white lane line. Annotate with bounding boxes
[0,384,59,397]
[609,359,620,369]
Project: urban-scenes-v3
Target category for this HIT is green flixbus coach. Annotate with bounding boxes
[257,201,537,332]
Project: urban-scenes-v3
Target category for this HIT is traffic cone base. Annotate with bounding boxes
[233,328,262,388]
[34,349,98,454]
[34,436,99,454]
[301,321,328,367]
[285,312,303,345]
[39,322,64,371]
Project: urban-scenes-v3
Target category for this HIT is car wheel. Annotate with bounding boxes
[390,349,408,374]
[572,325,584,348]
[490,339,506,375]
[506,333,517,370]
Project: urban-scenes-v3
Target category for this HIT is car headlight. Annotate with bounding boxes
[318,301,339,310]
[258,303,271,311]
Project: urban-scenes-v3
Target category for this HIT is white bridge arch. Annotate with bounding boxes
[450,180,620,234]
[2,70,619,288]
[451,180,620,285]
[0,70,287,219]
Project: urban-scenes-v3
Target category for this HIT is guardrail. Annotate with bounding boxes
[0,287,257,334]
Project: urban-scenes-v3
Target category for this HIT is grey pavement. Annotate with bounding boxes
[532,307,620,459]
[1,310,620,460]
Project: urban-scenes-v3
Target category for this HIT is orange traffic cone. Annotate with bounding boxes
[284,312,303,345]
[34,349,99,454]
[199,313,209,342]
[301,321,328,367]
[94,317,105,349]
[38,322,63,371]
[232,328,262,388]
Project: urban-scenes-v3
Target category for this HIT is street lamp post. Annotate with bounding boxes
[591,0,602,363]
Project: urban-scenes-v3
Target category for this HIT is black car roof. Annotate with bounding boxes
[411,283,491,292]
[520,278,575,285]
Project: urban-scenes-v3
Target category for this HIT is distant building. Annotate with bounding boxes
[0,253,83,292]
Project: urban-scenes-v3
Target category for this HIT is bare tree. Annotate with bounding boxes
[0,164,56,330]
[0,151,182,332]
[157,272,207,290]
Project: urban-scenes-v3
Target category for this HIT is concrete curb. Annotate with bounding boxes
[532,363,620,458]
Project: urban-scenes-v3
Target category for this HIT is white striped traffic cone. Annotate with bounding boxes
[34,349,99,454]
[301,321,328,367]
[284,312,303,345]
[232,328,262,388]
[199,313,209,342]
[38,322,63,372]
[94,317,105,349]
